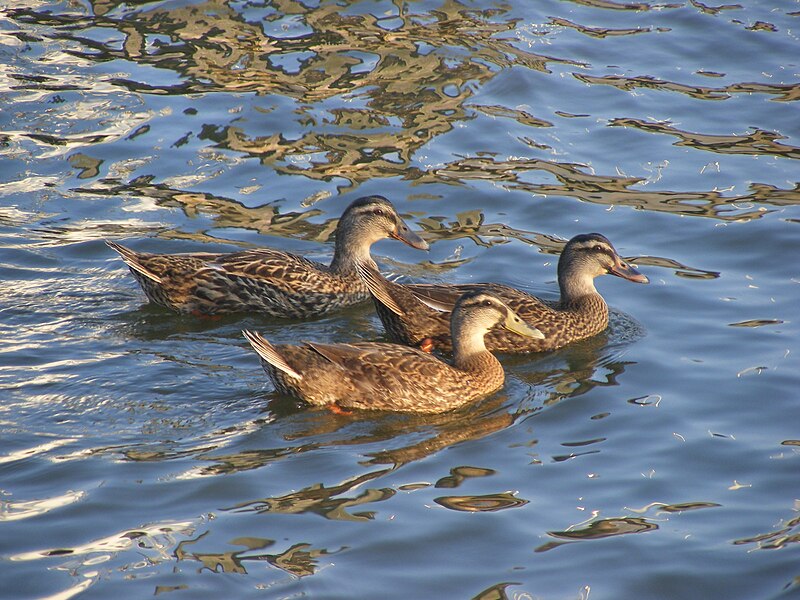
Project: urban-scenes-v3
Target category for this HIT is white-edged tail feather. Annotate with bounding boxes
[105,240,162,284]
[242,330,302,380]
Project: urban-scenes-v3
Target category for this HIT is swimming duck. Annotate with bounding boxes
[242,290,543,413]
[357,233,649,353]
[106,195,428,318]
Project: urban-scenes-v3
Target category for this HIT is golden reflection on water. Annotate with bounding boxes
[175,533,333,576]
[434,491,528,512]
[74,178,332,244]
[610,118,800,160]
[105,318,645,487]
[550,17,661,38]
[363,407,515,468]
[1,0,798,596]
[418,155,799,222]
[471,581,521,600]
[576,74,800,102]
[565,0,658,10]
[77,176,716,280]
[535,516,658,552]
[6,0,795,229]
[435,465,496,488]
[225,468,395,522]
[549,516,658,539]
[535,501,723,552]
[146,358,636,521]
[626,500,722,514]
[33,0,576,188]
[734,502,800,551]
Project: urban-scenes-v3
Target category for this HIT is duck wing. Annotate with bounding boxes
[305,341,459,397]
[210,249,334,294]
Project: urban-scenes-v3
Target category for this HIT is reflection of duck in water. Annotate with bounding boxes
[358,233,648,353]
[243,291,543,413]
[106,195,428,318]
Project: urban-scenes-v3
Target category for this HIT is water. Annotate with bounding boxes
[1,0,799,598]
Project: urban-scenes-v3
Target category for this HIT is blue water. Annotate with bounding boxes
[1,0,799,598]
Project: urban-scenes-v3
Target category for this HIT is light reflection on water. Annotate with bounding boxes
[1,0,799,598]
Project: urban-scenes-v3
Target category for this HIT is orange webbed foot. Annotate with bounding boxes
[419,338,435,353]
[328,403,353,416]
[190,310,222,321]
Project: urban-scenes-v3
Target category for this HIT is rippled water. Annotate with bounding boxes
[1,0,799,598]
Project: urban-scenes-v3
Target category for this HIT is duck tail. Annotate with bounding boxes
[354,261,406,316]
[105,240,162,284]
[242,330,302,380]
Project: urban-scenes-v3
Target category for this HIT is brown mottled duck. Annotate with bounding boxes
[106,195,428,318]
[357,233,649,353]
[242,291,544,413]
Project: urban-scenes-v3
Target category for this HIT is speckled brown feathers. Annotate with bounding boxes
[107,195,428,318]
[359,233,649,353]
[243,291,543,413]
[107,244,368,317]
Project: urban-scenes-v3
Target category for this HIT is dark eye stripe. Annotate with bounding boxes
[578,244,614,257]
[463,297,502,309]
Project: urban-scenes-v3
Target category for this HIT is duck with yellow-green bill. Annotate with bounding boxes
[242,290,543,413]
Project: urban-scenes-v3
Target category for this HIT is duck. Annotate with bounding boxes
[356,232,649,353]
[242,290,544,413]
[106,195,428,318]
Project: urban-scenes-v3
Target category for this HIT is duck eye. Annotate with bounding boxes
[371,208,385,217]
[594,244,603,252]
[483,299,493,307]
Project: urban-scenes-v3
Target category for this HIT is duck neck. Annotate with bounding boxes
[329,225,377,275]
[451,317,497,371]
[558,263,599,304]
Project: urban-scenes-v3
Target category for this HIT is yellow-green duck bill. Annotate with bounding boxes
[243,290,543,413]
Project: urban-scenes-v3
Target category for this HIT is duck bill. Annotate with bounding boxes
[391,220,429,251]
[609,257,649,284]
[503,311,545,340]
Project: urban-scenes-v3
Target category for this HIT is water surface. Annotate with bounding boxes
[1,0,799,598]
